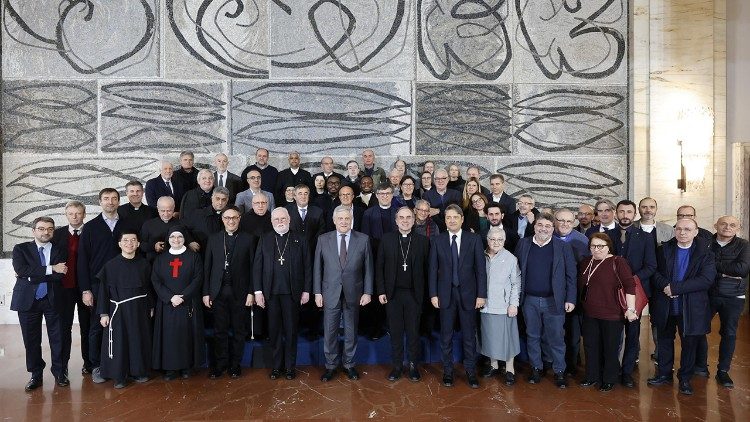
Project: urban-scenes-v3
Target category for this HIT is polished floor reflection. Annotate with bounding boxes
[0,318,747,420]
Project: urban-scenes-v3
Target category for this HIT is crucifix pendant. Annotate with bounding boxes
[402,262,408,271]
[278,256,285,266]
[224,260,229,269]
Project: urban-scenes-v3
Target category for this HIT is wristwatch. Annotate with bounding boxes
[627,307,636,314]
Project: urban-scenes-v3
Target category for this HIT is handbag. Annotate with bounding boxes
[613,258,649,316]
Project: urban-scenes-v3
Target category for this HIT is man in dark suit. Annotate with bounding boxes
[376,206,429,382]
[180,169,215,221]
[324,186,364,232]
[607,200,656,388]
[286,185,325,254]
[203,206,256,379]
[118,180,157,235]
[77,188,126,384]
[353,176,377,209]
[12,216,69,391]
[488,175,516,223]
[422,169,461,232]
[241,147,278,192]
[213,153,242,203]
[145,160,184,212]
[585,199,618,236]
[515,212,577,388]
[312,156,345,184]
[485,202,519,253]
[313,174,342,216]
[313,206,374,382]
[52,201,92,376]
[184,187,230,254]
[275,151,313,205]
[429,204,487,389]
[506,194,539,239]
[253,208,311,380]
[648,218,716,395]
[174,150,199,192]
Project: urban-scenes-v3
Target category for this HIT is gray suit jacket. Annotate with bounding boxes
[313,230,374,308]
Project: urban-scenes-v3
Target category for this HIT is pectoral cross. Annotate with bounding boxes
[278,256,285,265]
[402,262,408,271]
[169,258,183,278]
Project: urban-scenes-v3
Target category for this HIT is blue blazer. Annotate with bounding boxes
[515,236,577,312]
[428,230,488,310]
[607,226,657,297]
[11,241,67,313]
[145,176,184,210]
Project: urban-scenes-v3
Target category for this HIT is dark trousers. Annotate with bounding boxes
[696,296,745,372]
[565,311,583,370]
[523,295,566,373]
[267,294,300,370]
[385,289,421,367]
[582,316,623,384]
[621,317,641,375]
[657,314,701,380]
[60,287,92,371]
[439,286,478,375]
[18,297,64,378]
[213,285,248,369]
[323,295,360,370]
[88,283,103,368]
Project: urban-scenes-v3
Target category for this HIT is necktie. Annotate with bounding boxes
[451,234,459,286]
[166,181,173,194]
[73,229,79,237]
[300,208,307,221]
[36,247,48,299]
[620,229,627,244]
[339,233,347,267]
[219,174,224,187]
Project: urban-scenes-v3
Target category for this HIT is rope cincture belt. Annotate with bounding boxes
[107,295,148,359]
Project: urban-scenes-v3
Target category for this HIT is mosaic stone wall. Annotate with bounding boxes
[1,0,630,251]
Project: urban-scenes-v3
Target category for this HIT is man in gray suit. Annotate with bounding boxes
[313,205,374,382]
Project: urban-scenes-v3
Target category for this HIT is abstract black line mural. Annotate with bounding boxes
[166,0,268,78]
[2,157,158,245]
[100,81,227,153]
[232,81,412,155]
[513,85,627,154]
[416,84,512,154]
[2,0,159,77]
[514,0,626,82]
[497,158,626,208]
[2,80,97,152]
[417,0,512,81]
[269,0,414,77]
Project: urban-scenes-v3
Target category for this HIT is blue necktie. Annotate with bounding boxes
[451,234,459,286]
[35,246,47,299]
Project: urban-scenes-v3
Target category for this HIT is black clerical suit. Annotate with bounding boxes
[11,240,67,381]
[203,230,257,370]
[180,188,213,221]
[140,217,193,262]
[184,207,223,253]
[253,231,311,371]
[117,203,157,235]
[275,168,313,205]
[376,231,429,368]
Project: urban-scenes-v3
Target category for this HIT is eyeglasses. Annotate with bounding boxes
[577,212,593,216]
[222,216,240,221]
[376,192,393,196]
[34,227,54,232]
[488,238,504,243]
[401,183,414,187]
[590,244,607,250]
[252,201,268,205]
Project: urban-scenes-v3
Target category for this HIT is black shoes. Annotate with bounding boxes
[285,369,297,380]
[114,380,127,389]
[408,363,420,382]
[678,379,693,395]
[442,373,454,387]
[209,368,224,379]
[321,369,336,382]
[599,383,614,392]
[56,374,70,387]
[580,379,597,387]
[647,374,673,386]
[387,367,401,381]
[81,366,92,375]
[164,371,178,381]
[481,367,500,378]
[25,378,42,392]
[269,369,281,380]
[621,373,635,388]
[346,367,360,380]
[180,369,191,379]
[554,371,567,389]
[228,366,241,379]
[467,372,480,389]
[716,371,734,388]
[693,367,710,378]
[504,371,516,386]
[528,368,542,384]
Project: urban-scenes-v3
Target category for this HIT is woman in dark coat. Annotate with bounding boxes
[151,227,205,380]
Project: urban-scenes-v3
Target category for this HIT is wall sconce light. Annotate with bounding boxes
[676,105,714,192]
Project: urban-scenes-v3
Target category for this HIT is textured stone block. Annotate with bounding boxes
[2,0,159,78]
[232,81,412,156]
[2,80,97,153]
[269,0,415,79]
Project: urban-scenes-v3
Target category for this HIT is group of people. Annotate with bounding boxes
[11,148,747,397]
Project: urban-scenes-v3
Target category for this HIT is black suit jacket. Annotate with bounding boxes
[428,230,488,310]
[214,171,242,202]
[184,207,223,252]
[375,232,429,305]
[286,204,326,252]
[506,208,540,239]
[11,241,67,313]
[275,168,313,204]
[607,225,657,296]
[203,231,257,300]
[145,176,184,210]
[253,231,311,302]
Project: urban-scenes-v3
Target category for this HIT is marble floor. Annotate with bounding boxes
[0,318,747,421]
